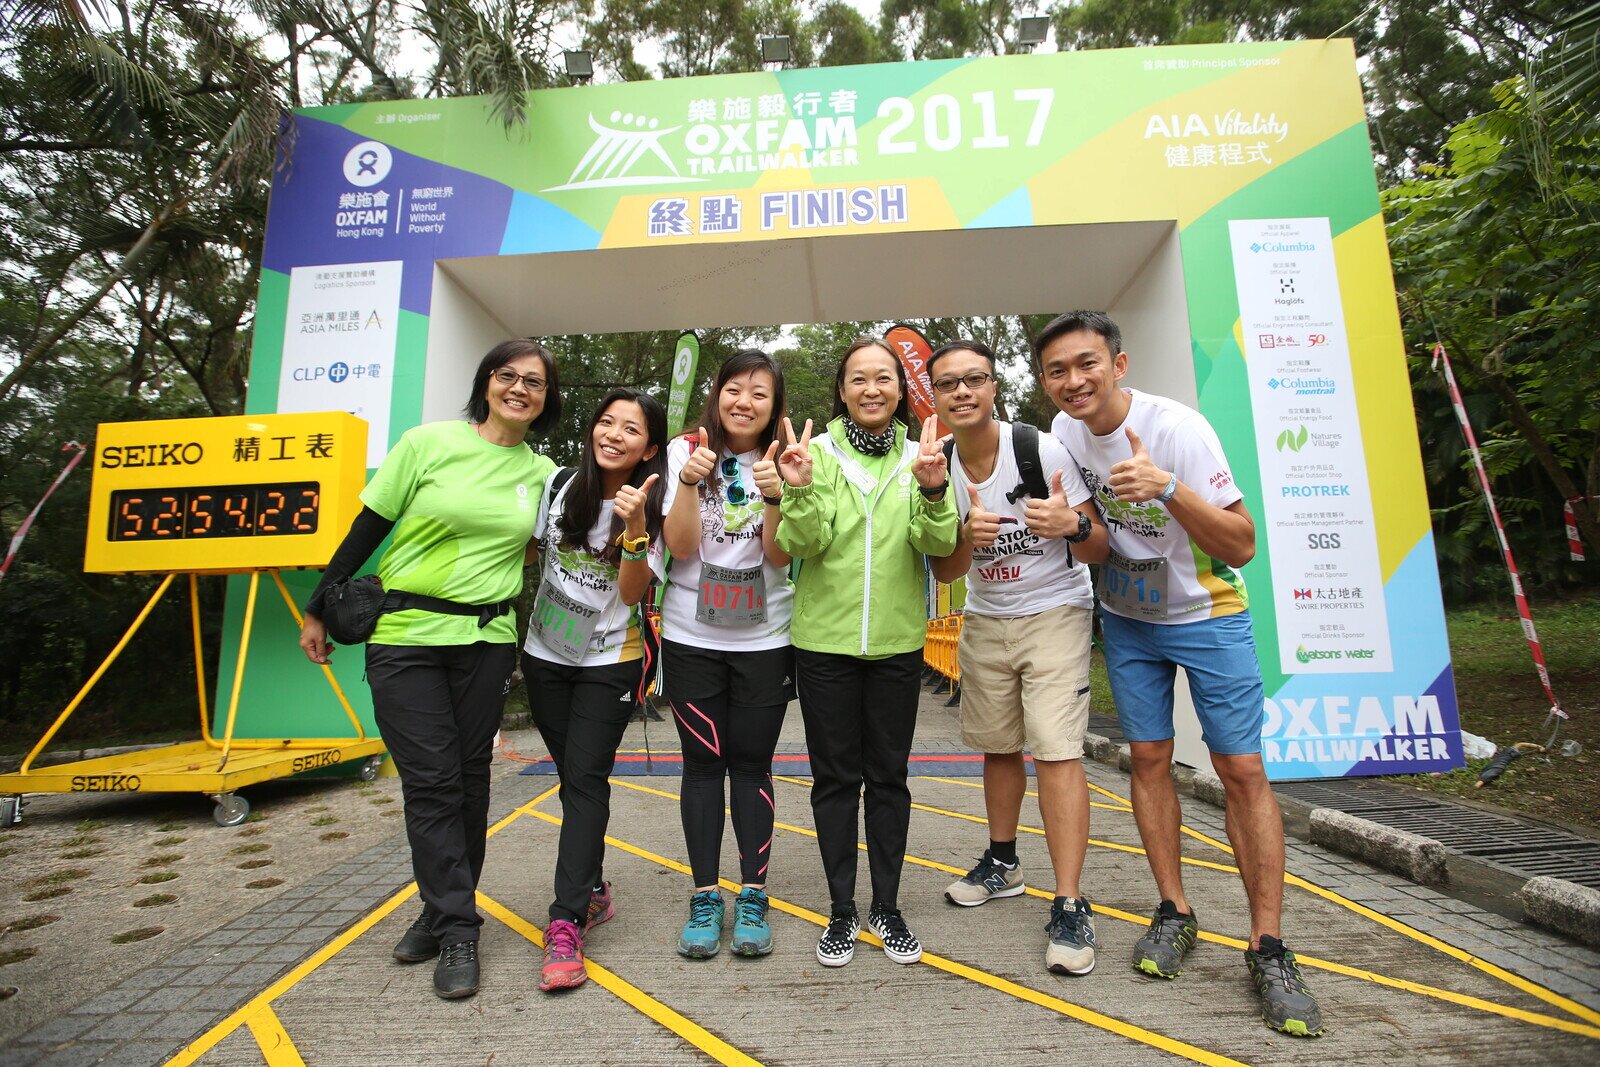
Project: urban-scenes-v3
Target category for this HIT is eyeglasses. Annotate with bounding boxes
[493,368,547,392]
[720,456,748,505]
[931,371,996,395]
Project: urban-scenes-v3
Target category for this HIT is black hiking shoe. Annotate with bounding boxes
[1132,900,1198,978]
[393,905,441,963]
[433,939,480,999]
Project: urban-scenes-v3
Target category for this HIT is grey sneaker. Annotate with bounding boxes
[1132,900,1198,978]
[1246,935,1325,1037]
[1045,896,1096,975]
[944,850,1025,907]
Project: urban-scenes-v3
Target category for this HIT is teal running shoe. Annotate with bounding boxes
[731,887,774,957]
[677,889,724,958]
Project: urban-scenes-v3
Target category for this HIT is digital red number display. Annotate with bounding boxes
[108,483,320,541]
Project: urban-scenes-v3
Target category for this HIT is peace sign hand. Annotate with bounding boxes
[910,415,948,490]
[614,472,659,536]
[1023,468,1078,538]
[964,485,1002,549]
[778,417,814,487]
[1108,428,1171,502]
[752,440,783,500]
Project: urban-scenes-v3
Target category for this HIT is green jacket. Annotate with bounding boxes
[777,418,958,656]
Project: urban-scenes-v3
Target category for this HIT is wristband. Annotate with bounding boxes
[622,547,648,562]
[762,494,783,506]
[1155,474,1178,504]
[919,481,949,499]
[679,473,702,487]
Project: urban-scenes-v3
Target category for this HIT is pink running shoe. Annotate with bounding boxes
[585,881,615,930]
[539,919,587,992]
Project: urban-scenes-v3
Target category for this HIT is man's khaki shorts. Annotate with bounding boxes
[956,604,1093,761]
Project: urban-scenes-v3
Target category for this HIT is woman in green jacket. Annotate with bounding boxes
[774,336,957,969]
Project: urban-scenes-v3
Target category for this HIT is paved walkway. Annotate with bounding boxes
[4,693,1598,1066]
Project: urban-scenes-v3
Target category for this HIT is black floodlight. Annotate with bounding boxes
[759,35,792,66]
[563,50,594,83]
[1017,16,1050,52]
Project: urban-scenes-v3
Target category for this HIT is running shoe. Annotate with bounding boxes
[677,889,725,958]
[433,939,479,999]
[816,903,859,967]
[586,881,615,930]
[1132,900,1198,978]
[539,919,587,992]
[1245,935,1325,1037]
[393,904,440,963]
[1045,896,1097,976]
[944,850,1026,907]
[866,903,923,965]
[731,887,774,957]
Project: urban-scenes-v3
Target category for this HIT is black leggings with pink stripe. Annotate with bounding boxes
[661,640,792,888]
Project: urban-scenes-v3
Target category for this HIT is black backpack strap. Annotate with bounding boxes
[550,466,577,498]
[1007,423,1052,504]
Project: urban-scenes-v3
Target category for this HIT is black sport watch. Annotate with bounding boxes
[1064,510,1092,544]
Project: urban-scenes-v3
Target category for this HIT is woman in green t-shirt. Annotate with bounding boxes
[298,339,560,1001]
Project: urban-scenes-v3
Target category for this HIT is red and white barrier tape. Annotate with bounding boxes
[1432,343,1567,721]
[1566,497,1589,562]
[0,441,88,583]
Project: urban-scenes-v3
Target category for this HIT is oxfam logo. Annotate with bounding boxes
[1276,426,1308,453]
[343,141,392,187]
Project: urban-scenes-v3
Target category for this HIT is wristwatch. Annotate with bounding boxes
[616,531,650,554]
[1155,474,1179,504]
[1065,510,1092,544]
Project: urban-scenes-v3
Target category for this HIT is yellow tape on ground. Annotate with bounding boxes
[916,774,1134,813]
[1078,779,1600,1029]
[245,1005,306,1066]
[750,775,1600,1042]
[477,893,764,1066]
[164,784,561,1067]
[519,801,1245,1067]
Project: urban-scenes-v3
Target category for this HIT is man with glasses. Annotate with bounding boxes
[927,339,1109,975]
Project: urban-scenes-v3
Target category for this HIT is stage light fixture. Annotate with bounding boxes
[759,35,792,66]
[563,50,594,83]
[1017,17,1050,52]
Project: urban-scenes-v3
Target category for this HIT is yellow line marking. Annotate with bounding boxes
[1078,779,1600,1029]
[517,802,1245,1066]
[916,774,1135,812]
[478,893,763,1066]
[164,784,561,1066]
[772,775,1239,874]
[245,1005,306,1066]
[752,775,1600,1041]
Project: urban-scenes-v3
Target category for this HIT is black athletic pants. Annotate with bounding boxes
[523,653,642,924]
[795,648,922,912]
[662,640,792,888]
[365,641,514,948]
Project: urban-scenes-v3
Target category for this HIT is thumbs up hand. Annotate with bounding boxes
[679,428,718,487]
[1108,427,1172,502]
[1023,467,1078,537]
[964,484,1003,549]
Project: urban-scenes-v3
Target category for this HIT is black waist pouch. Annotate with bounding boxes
[322,575,512,645]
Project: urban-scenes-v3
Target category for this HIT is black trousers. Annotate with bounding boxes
[795,648,922,911]
[523,653,642,924]
[662,640,792,887]
[366,641,514,947]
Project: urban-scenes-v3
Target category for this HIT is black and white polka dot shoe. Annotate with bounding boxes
[816,904,859,967]
[866,903,923,965]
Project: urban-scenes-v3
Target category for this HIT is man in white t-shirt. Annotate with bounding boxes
[1039,311,1323,1038]
[927,339,1109,977]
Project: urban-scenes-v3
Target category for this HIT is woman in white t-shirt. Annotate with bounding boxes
[523,387,665,993]
[658,350,794,960]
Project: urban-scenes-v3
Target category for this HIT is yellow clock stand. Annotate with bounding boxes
[0,412,386,829]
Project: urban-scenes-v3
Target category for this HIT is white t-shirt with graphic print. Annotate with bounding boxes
[950,422,1093,617]
[658,437,794,652]
[1051,388,1248,625]
[523,475,661,666]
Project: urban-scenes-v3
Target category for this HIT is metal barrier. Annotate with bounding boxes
[923,614,963,704]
